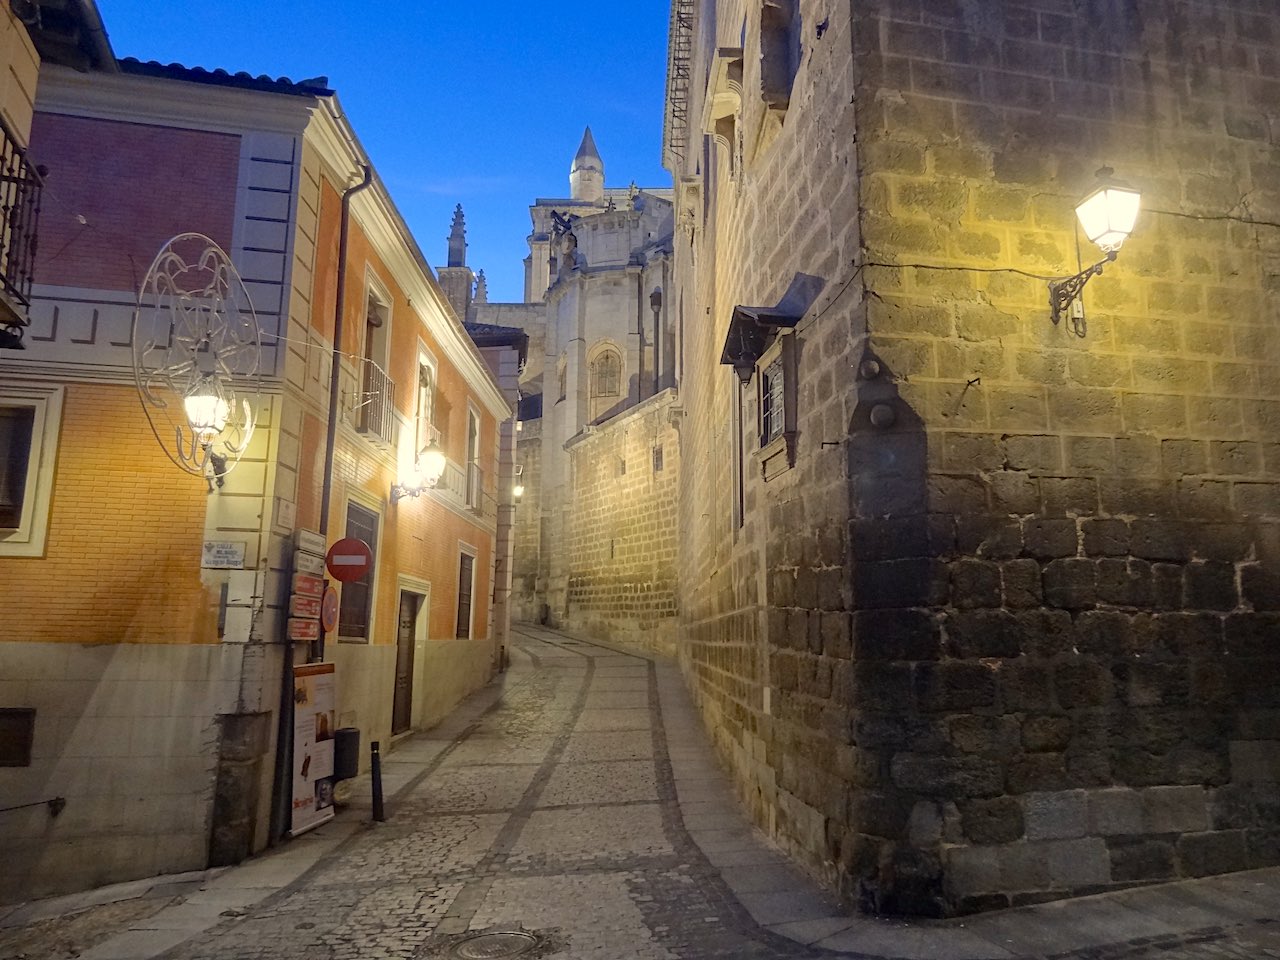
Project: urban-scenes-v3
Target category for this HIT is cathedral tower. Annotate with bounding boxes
[569,126,604,203]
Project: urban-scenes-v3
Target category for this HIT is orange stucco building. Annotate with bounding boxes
[0,33,514,902]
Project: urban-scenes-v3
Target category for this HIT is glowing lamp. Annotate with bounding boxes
[1074,172,1141,252]
[183,377,230,441]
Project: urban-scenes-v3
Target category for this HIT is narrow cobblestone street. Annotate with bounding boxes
[6,625,1279,960]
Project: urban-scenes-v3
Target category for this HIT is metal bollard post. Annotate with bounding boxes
[370,740,385,822]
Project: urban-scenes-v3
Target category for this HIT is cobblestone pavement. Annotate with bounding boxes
[9,625,1279,960]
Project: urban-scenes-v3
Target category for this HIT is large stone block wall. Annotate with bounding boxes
[564,391,682,654]
[511,423,544,623]
[670,0,1280,920]
[843,0,1280,915]
[672,0,867,906]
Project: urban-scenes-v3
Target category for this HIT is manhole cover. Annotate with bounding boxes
[450,931,539,959]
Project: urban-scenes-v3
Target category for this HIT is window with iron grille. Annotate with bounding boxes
[338,502,379,641]
[456,552,475,639]
[653,445,664,473]
[760,355,784,446]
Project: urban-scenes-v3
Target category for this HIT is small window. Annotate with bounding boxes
[0,383,63,558]
[760,355,785,447]
[0,407,35,529]
[465,408,481,508]
[0,708,35,767]
[590,349,621,398]
[653,445,664,473]
[618,457,626,476]
[456,552,475,639]
[557,357,567,402]
[761,0,801,111]
[338,502,379,641]
[415,360,435,455]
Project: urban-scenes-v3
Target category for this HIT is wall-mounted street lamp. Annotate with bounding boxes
[512,464,525,502]
[132,234,260,481]
[1049,168,1141,333]
[391,439,447,503]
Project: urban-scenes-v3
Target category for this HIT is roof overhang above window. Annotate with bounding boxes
[720,305,799,385]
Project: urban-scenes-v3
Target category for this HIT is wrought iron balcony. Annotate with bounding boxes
[0,113,44,350]
[355,357,395,446]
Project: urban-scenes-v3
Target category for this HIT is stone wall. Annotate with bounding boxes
[668,0,1280,919]
[512,422,544,623]
[845,0,1280,915]
[565,390,681,654]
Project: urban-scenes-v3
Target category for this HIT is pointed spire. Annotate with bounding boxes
[574,126,601,167]
[474,270,488,305]
[570,126,605,203]
[447,203,467,267]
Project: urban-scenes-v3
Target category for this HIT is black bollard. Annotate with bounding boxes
[371,740,385,822]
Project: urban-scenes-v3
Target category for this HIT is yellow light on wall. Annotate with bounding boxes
[183,376,230,441]
[1049,168,1142,336]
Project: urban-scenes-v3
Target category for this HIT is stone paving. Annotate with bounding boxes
[4,624,1280,960]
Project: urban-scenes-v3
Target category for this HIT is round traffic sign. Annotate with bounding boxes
[325,537,372,583]
[320,586,340,633]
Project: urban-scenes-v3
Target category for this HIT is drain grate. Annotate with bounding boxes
[449,931,539,959]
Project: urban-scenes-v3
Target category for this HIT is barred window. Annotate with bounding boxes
[760,355,785,446]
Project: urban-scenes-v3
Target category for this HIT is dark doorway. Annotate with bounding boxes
[392,590,421,735]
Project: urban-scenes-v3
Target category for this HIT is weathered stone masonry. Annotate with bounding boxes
[566,390,681,654]
[667,0,1280,918]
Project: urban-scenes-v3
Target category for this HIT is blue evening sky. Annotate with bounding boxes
[95,1,673,304]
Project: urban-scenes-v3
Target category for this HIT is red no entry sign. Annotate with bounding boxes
[325,537,372,582]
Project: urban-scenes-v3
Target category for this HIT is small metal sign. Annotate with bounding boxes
[296,529,326,557]
[321,586,340,633]
[325,538,372,583]
[294,550,325,576]
[202,540,247,569]
[287,617,320,642]
[292,572,324,597]
[291,595,322,619]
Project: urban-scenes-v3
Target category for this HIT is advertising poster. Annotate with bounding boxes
[291,662,336,835]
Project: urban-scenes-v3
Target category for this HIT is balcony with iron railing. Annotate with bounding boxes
[0,113,45,349]
[351,357,396,447]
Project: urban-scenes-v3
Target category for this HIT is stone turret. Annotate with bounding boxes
[447,203,467,267]
[474,269,488,305]
[438,204,474,320]
[569,126,605,204]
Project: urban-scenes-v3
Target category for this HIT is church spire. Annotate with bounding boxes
[447,203,467,267]
[569,126,605,203]
[474,269,488,305]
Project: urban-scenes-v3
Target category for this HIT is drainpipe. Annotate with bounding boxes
[320,164,373,542]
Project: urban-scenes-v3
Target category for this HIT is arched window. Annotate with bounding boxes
[590,349,621,399]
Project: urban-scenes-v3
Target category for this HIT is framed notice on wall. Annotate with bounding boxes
[290,662,336,836]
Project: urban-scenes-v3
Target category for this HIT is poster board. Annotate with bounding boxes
[290,662,336,835]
